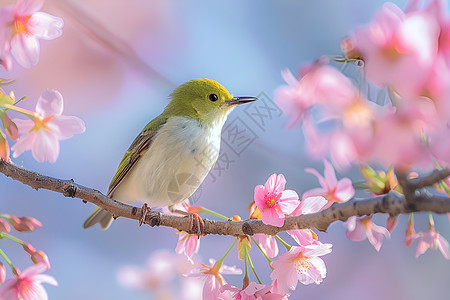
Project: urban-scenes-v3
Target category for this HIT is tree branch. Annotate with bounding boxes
[1,160,450,236]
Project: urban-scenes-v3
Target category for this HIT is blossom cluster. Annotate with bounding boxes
[275,0,450,172]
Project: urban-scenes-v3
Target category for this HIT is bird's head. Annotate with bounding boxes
[165,78,257,126]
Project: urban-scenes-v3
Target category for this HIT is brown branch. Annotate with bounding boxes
[1,160,450,236]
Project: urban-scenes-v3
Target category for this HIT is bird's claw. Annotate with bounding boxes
[189,213,204,235]
[139,203,151,226]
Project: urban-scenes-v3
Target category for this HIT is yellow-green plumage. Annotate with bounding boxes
[84,79,256,229]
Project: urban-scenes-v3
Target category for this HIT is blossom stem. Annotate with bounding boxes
[428,212,435,229]
[216,238,238,266]
[275,234,292,251]
[198,207,229,220]
[250,236,273,267]
[1,232,26,245]
[2,104,37,118]
[0,247,17,276]
[246,253,262,284]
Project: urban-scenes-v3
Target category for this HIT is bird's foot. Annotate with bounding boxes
[171,209,204,235]
[189,212,204,235]
[139,203,151,226]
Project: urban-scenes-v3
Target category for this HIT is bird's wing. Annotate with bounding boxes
[107,115,168,197]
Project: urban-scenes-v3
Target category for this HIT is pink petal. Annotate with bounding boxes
[219,264,242,276]
[304,167,326,189]
[322,159,338,188]
[301,187,327,200]
[36,89,63,117]
[295,196,328,215]
[11,131,35,158]
[415,239,430,258]
[345,219,367,242]
[278,196,300,215]
[13,118,34,133]
[203,276,221,300]
[303,243,332,257]
[32,130,59,163]
[29,274,58,286]
[436,234,450,259]
[10,33,40,68]
[21,263,47,277]
[334,178,355,202]
[15,0,43,15]
[265,174,286,193]
[50,115,86,140]
[287,229,314,246]
[366,224,390,252]
[254,185,267,210]
[28,12,63,40]
[261,207,284,227]
[281,68,298,86]
[254,233,279,258]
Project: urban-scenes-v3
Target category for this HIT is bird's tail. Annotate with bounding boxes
[83,207,113,230]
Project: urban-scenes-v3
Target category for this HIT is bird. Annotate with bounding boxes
[83,78,257,230]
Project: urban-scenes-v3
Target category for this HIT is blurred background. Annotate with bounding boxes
[1,0,449,299]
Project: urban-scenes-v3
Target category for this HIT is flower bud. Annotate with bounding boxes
[31,250,51,270]
[6,215,42,232]
[22,242,37,255]
[0,262,5,283]
[0,218,11,233]
[386,215,398,233]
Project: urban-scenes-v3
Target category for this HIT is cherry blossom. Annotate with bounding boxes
[350,2,440,97]
[0,0,63,69]
[11,89,85,163]
[0,263,57,300]
[270,242,332,292]
[345,216,390,251]
[176,231,200,264]
[254,173,300,227]
[302,160,354,209]
[185,258,242,300]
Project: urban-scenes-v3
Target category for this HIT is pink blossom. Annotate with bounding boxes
[302,160,354,209]
[270,242,332,292]
[253,233,279,258]
[0,0,63,69]
[415,227,450,259]
[275,61,359,128]
[345,216,390,251]
[185,258,242,300]
[254,173,300,227]
[11,89,85,163]
[351,2,440,97]
[289,196,327,246]
[176,231,200,264]
[220,282,287,300]
[0,263,57,300]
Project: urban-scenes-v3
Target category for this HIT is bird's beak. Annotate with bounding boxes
[224,96,258,107]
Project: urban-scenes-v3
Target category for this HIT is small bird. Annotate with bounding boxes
[84,79,257,230]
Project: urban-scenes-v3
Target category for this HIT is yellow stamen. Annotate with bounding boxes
[13,15,31,35]
[266,198,276,207]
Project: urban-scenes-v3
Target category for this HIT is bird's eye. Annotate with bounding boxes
[209,94,218,102]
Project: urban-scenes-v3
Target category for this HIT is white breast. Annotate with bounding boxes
[112,116,224,207]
